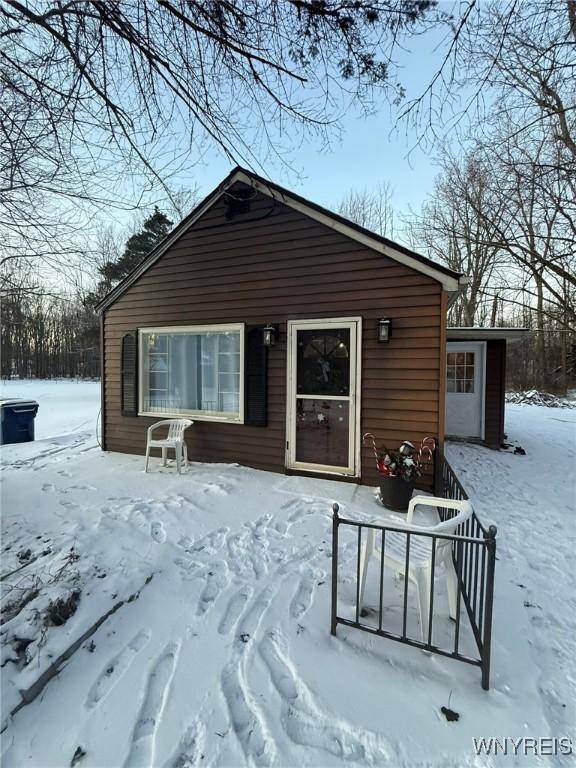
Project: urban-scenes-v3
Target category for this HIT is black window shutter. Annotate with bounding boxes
[121,332,138,416]
[244,326,268,426]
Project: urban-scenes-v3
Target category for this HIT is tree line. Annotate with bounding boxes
[0,209,173,380]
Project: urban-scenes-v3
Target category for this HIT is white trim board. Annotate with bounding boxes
[239,172,462,292]
[448,327,529,345]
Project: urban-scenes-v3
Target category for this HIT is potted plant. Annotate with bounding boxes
[363,434,436,511]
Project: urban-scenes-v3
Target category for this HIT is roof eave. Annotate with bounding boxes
[447,327,531,345]
[96,167,464,313]
[234,170,463,292]
[94,169,241,314]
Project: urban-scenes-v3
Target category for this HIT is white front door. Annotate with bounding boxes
[445,341,486,439]
[286,318,362,476]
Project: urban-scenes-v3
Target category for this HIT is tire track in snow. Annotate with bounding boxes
[259,629,390,764]
[124,641,180,768]
[86,629,151,709]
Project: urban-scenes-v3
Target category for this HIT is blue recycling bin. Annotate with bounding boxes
[0,400,39,445]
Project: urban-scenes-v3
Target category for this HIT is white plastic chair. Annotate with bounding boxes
[145,419,193,474]
[358,495,474,642]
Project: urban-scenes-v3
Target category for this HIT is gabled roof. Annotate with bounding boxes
[96,167,465,313]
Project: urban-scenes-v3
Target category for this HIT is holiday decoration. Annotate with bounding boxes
[363,434,436,483]
[363,434,436,511]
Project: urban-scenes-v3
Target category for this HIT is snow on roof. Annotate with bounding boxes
[447,327,530,344]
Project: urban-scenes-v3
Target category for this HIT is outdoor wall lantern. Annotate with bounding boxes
[263,324,278,346]
[377,318,392,343]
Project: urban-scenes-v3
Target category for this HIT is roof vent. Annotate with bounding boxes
[224,188,253,220]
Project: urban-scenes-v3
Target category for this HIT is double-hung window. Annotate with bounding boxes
[139,325,244,422]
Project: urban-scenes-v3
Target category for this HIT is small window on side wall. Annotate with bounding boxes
[446,351,475,394]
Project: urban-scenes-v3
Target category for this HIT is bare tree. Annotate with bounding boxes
[400,1,576,151]
[1,1,447,296]
[4,2,565,301]
[406,151,507,326]
[337,182,395,237]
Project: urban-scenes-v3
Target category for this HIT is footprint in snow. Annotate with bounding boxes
[124,641,181,768]
[42,483,56,493]
[191,527,228,555]
[167,722,206,768]
[127,504,150,529]
[218,584,254,635]
[173,557,202,576]
[151,522,166,543]
[197,560,230,615]
[177,535,194,551]
[290,567,325,619]
[259,629,389,763]
[59,499,80,511]
[86,629,151,709]
[201,481,233,496]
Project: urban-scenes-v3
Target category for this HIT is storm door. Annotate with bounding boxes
[286,318,361,476]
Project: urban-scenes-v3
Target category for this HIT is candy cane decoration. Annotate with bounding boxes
[363,433,384,473]
[363,432,396,475]
[417,436,436,471]
[362,433,378,460]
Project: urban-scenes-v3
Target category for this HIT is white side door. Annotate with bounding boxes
[445,341,486,439]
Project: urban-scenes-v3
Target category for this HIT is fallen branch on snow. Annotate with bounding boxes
[3,574,154,728]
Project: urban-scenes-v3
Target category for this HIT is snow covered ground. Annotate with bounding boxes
[1,380,574,767]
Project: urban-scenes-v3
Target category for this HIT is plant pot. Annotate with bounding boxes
[378,474,415,512]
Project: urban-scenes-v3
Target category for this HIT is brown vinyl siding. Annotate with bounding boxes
[103,183,445,486]
[484,340,506,448]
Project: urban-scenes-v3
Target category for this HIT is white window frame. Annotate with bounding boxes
[138,324,245,423]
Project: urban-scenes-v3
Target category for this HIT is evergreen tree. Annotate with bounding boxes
[101,207,173,284]
[86,207,173,306]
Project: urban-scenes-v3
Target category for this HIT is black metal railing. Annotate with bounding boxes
[330,456,496,689]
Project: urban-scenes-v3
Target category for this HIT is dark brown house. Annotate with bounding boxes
[96,167,466,487]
